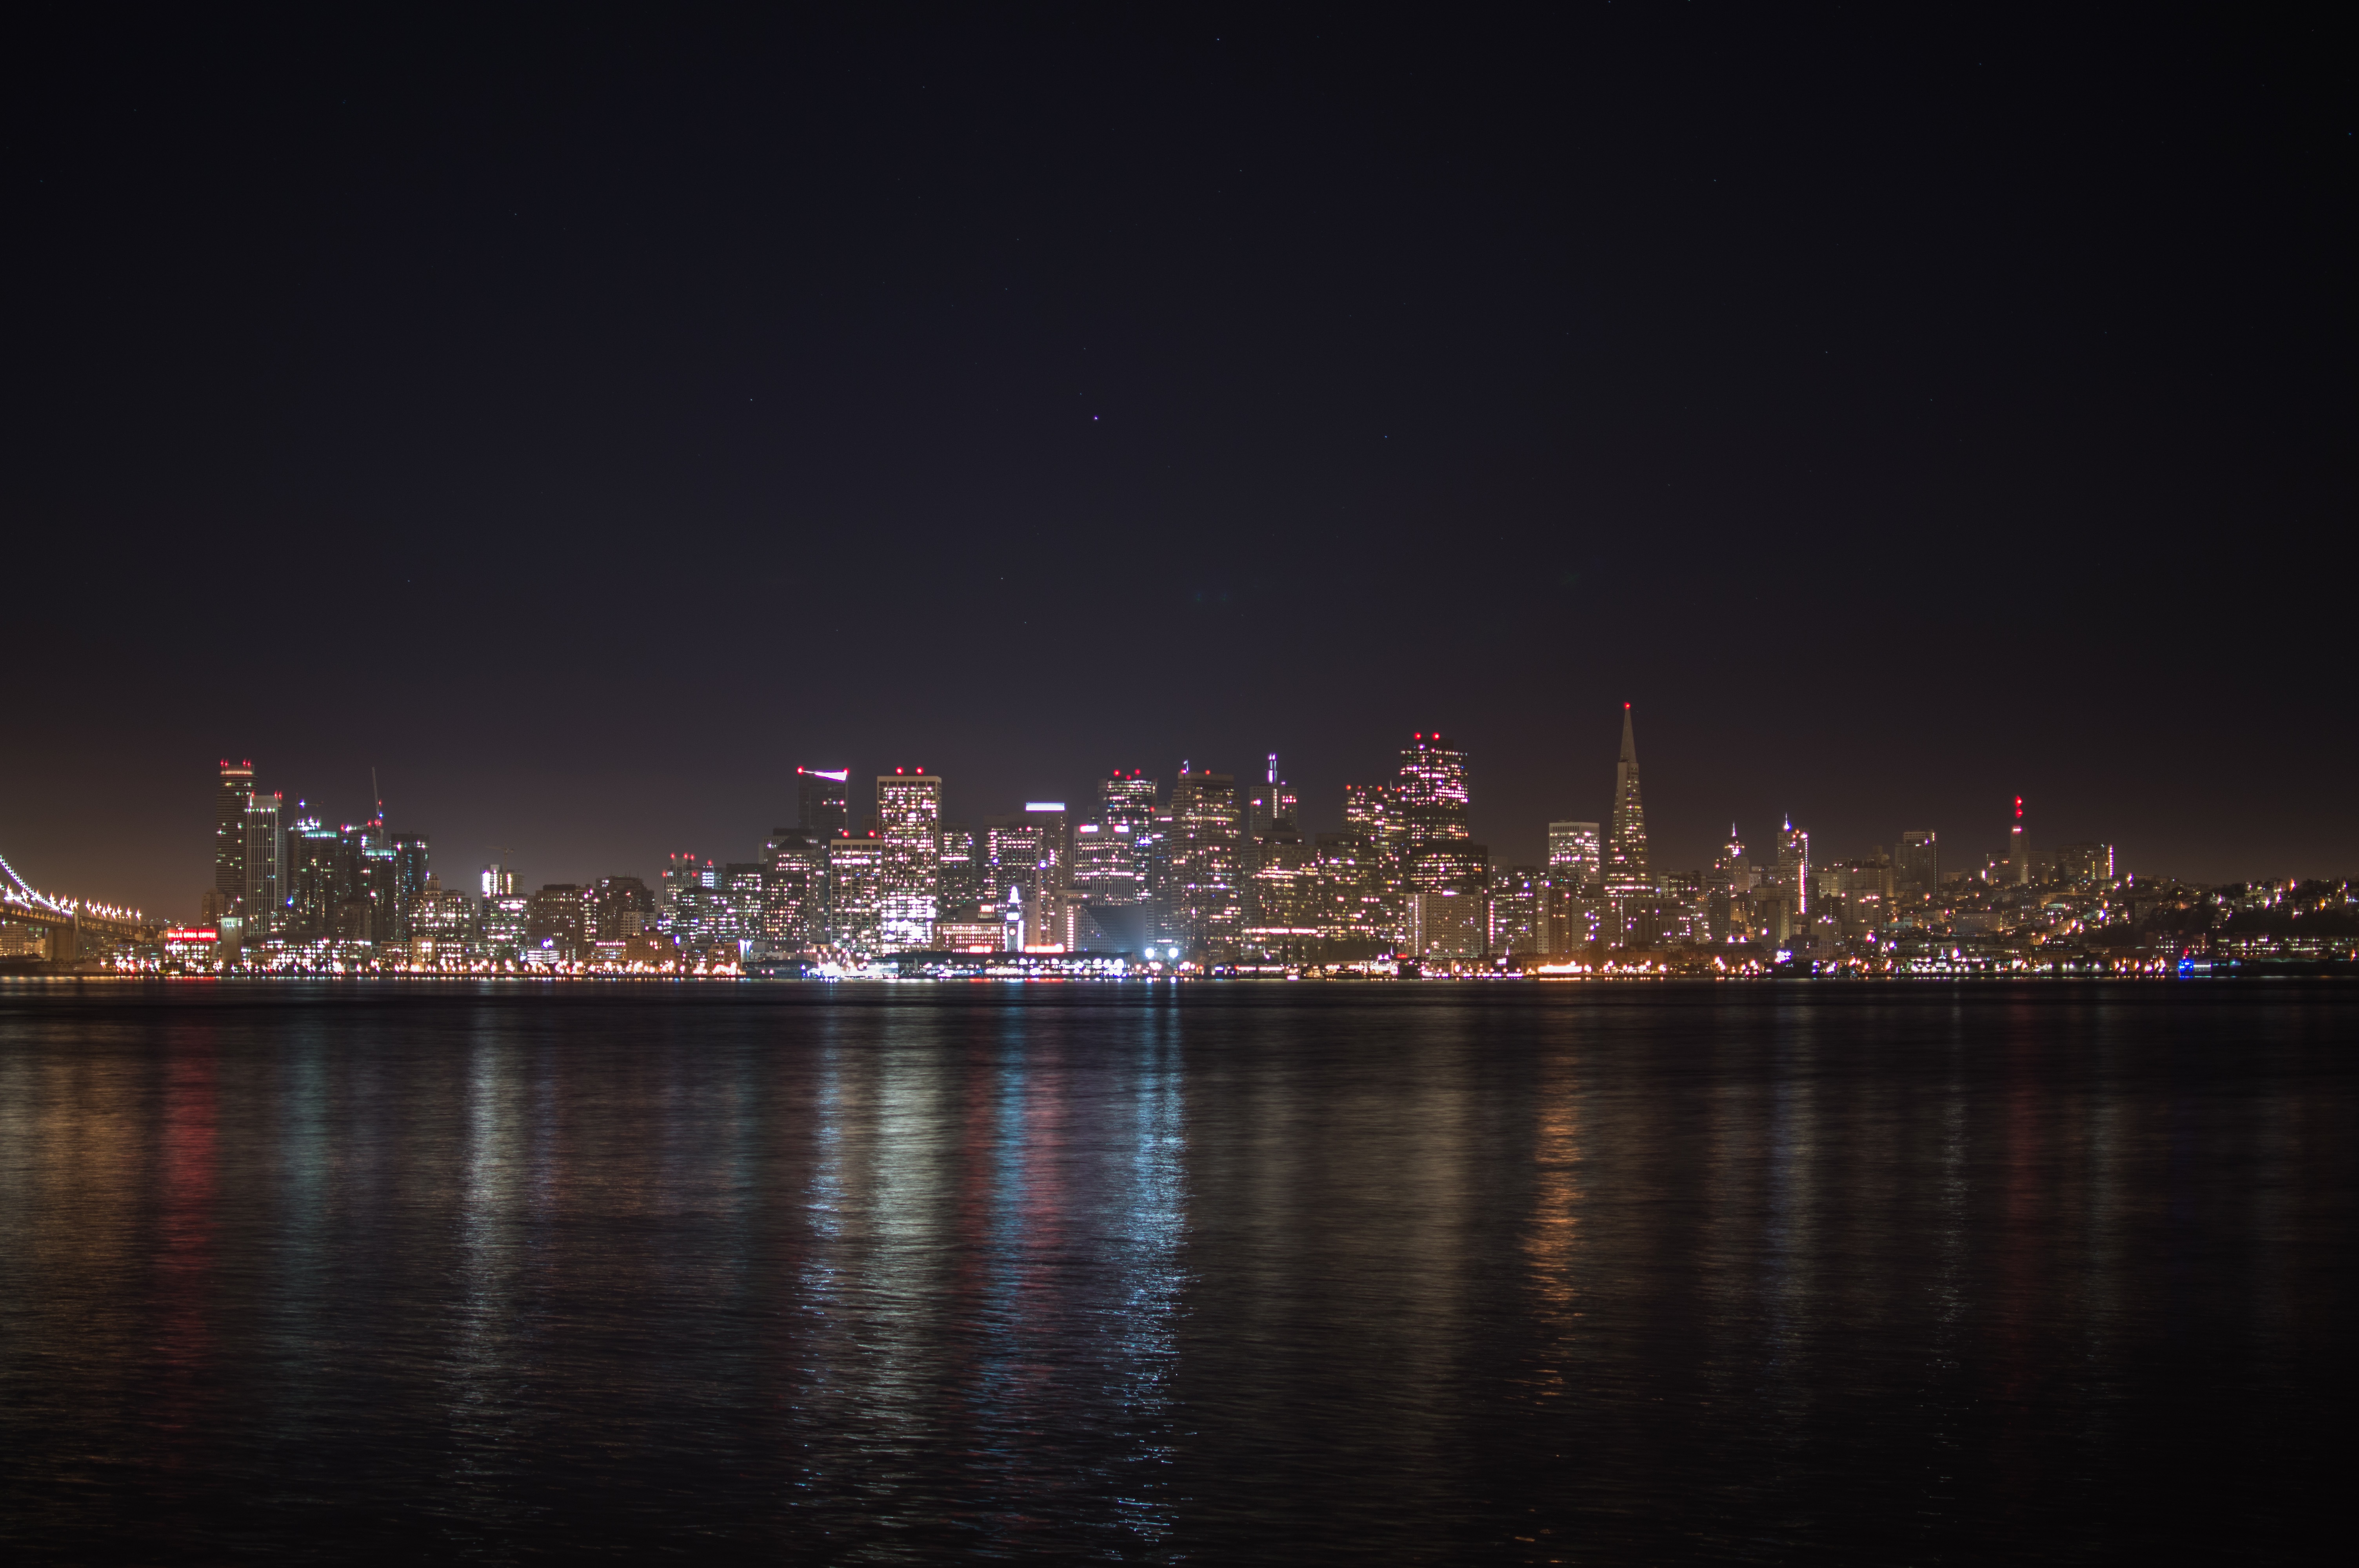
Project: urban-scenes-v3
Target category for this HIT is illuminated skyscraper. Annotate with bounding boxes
[876,769,942,951]
[797,767,850,837]
[1100,771,1158,830]
[1165,766,1241,961]
[1398,733,1484,895]
[1343,782,1408,942]
[1025,802,1072,891]
[1603,706,1650,915]
[1547,822,1602,888]
[763,828,827,951]
[2007,798,2029,886]
[215,759,254,918]
[984,815,1045,904]
[1071,820,1142,904]
[826,832,885,953]
[241,791,284,937]
[935,822,981,907]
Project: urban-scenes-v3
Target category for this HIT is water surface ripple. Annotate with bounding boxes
[0,981,2348,1562]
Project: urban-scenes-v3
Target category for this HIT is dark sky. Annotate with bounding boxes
[5,10,2350,918]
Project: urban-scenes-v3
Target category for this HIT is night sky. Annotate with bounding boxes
[5,11,2349,918]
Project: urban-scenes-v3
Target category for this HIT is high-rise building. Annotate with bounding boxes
[876,770,942,951]
[2007,798,2030,886]
[525,884,590,960]
[1772,819,1811,916]
[1025,802,1071,891]
[1344,782,1408,941]
[1895,830,1939,898]
[1101,771,1158,830]
[2047,841,2115,885]
[283,810,354,941]
[1603,707,1651,937]
[1547,822,1602,888]
[826,832,886,954]
[215,759,254,918]
[1165,767,1241,961]
[797,767,850,838]
[1071,820,1142,904]
[387,833,431,944]
[763,828,827,951]
[241,791,284,938]
[983,816,1045,905]
[1490,865,1547,955]
[589,875,654,939]
[935,822,982,908]
[1398,732,1470,853]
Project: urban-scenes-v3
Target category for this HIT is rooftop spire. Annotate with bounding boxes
[1619,702,1638,765]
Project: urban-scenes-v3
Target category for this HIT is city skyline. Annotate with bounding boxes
[0,701,2345,926]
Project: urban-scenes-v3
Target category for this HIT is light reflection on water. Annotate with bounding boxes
[0,980,2350,1562]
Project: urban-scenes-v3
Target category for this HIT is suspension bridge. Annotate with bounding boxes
[1,850,158,966]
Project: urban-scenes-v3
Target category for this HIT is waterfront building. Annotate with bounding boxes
[481,888,529,961]
[1344,782,1408,939]
[876,770,942,952]
[1244,826,1320,961]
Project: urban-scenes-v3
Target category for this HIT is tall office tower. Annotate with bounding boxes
[215,759,255,918]
[983,816,1045,905]
[1343,782,1408,941]
[1071,820,1142,904]
[386,834,431,944]
[762,828,827,951]
[525,884,590,960]
[2007,798,2029,885]
[797,767,851,838]
[876,769,943,951]
[659,853,703,936]
[1245,753,1299,844]
[825,832,885,953]
[1397,733,1470,848]
[283,811,353,940]
[715,864,765,952]
[589,875,655,940]
[1706,825,1750,942]
[1025,802,1072,891]
[1603,706,1651,916]
[480,863,519,899]
[241,791,285,937]
[935,822,981,907]
[1165,767,1242,961]
[1245,824,1318,962]
[481,887,529,961]
[1547,822,1603,889]
[1775,819,1811,915]
[1490,865,1547,956]
[1101,771,1158,829]
[1895,830,1939,899]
